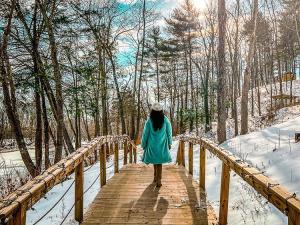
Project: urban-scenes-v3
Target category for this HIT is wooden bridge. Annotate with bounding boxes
[82,164,216,225]
[0,135,300,225]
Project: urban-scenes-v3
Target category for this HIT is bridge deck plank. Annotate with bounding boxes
[82,164,217,225]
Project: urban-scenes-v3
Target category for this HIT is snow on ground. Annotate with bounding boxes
[3,122,298,225]
[223,116,300,192]
[24,154,125,225]
[207,80,300,141]
[166,140,287,225]
[187,116,300,225]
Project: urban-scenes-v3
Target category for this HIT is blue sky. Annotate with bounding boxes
[153,0,207,14]
[117,0,207,66]
[118,0,207,15]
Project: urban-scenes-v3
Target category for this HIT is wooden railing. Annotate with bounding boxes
[0,135,137,225]
[271,96,300,112]
[177,136,300,225]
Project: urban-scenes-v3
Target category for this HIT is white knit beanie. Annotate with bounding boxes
[151,102,163,111]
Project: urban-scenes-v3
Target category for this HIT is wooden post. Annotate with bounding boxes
[109,142,113,155]
[188,142,193,175]
[133,146,137,163]
[200,145,206,190]
[100,143,106,187]
[114,141,119,173]
[176,141,181,164]
[181,141,185,167]
[75,161,84,223]
[129,143,133,163]
[219,162,231,225]
[124,140,128,165]
[11,204,26,225]
[288,209,300,225]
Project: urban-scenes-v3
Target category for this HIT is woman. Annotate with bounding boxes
[141,102,172,187]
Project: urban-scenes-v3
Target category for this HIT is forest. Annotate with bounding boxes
[0,0,299,187]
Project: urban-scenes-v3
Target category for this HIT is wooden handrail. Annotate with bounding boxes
[0,135,137,225]
[177,136,300,225]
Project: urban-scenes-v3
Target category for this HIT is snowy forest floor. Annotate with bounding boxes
[204,80,300,141]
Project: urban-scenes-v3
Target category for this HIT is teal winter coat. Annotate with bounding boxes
[141,116,172,164]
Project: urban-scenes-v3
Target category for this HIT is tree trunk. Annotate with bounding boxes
[109,55,126,134]
[217,0,227,143]
[188,33,194,132]
[32,4,42,172]
[99,49,108,136]
[41,87,50,169]
[34,75,43,172]
[83,106,91,141]
[240,0,258,135]
[37,0,64,162]
[40,75,74,154]
[155,46,160,102]
[135,0,147,141]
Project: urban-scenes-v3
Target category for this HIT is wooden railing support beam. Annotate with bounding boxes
[133,146,137,164]
[176,141,181,164]
[124,140,128,165]
[181,141,185,167]
[288,209,300,225]
[11,204,26,225]
[109,142,113,155]
[219,162,231,225]
[114,142,119,173]
[177,140,185,166]
[188,142,193,175]
[129,143,133,163]
[200,145,206,190]
[100,143,106,187]
[75,161,84,223]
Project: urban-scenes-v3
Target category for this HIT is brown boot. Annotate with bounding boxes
[153,165,157,183]
[156,164,162,187]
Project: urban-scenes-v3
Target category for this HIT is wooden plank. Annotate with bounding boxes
[114,142,119,173]
[82,218,214,225]
[81,164,217,225]
[75,161,84,223]
[200,145,206,190]
[219,162,231,225]
[188,142,193,175]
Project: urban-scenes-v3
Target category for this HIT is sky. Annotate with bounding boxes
[167,0,207,9]
[158,0,207,14]
[116,0,208,64]
[118,0,207,14]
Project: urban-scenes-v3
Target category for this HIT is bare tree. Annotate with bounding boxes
[217,0,227,143]
[240,0,258,135]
